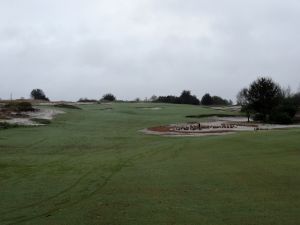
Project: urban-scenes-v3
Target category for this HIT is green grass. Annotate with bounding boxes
[0,103,300,225]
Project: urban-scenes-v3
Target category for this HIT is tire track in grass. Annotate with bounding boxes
[0,144,168,225]
[25,138,47,149]
[0,138,47,151]
[1,162,128,224]
[0,170,93,215]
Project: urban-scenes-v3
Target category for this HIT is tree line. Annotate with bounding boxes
[155,91,232,106]
[28,76,300,124]
[30,89,117,103]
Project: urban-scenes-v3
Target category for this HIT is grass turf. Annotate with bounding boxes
[0,103,300,225]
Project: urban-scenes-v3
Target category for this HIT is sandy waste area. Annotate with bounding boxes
[142,117,300,137]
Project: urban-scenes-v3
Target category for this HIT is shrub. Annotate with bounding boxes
[268,98,297,124]
[270,112,293,124]
[253,113,265,122]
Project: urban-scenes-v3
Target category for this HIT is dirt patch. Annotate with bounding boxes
[142,128,235,137]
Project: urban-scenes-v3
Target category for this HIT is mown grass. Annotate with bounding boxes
[0,103,300,225]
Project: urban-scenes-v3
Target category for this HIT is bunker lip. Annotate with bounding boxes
[142,127,235,137]
[144,125,238,137]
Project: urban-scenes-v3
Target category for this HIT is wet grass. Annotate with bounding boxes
[0,103,300,225]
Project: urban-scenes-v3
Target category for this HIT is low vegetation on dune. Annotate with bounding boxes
[3,101,35,112]
[0,121,20,129]
[0,101,35,122]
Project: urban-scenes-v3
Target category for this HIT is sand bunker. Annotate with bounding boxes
[142,117,300,137]
[0,108,64,126]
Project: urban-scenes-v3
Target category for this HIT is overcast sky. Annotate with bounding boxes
[1,0,300,101]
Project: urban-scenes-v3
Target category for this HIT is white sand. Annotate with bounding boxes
[0,108,64,126]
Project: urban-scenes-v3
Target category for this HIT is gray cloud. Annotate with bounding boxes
[1,0,300,101]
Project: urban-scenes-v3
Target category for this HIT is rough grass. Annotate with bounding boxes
[0,103,300,225]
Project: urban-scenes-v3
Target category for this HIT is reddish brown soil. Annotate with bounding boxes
[148,126,173,132]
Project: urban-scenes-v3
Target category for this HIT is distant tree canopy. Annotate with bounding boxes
[201,94,213,105]
[150,95,158,102]
[78,98,99,103]
[101,93,116,102]
[156,95,180,104]
[156,90,200,105]
[179,90,200,105]
[293,92,300,106]
[30,89,49,101]
[201,93,231,106]
[211,96,232,105]
[237,77,298,124]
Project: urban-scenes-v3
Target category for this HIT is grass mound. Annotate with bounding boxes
[30,118,51,125]
[54,104,82,110]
